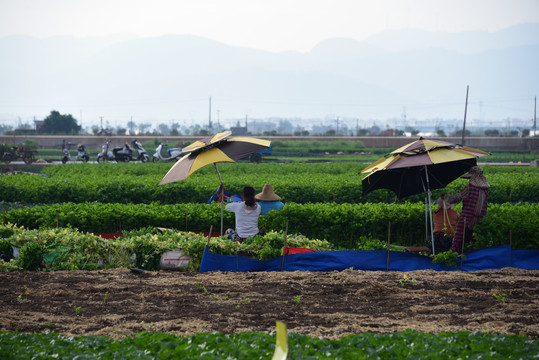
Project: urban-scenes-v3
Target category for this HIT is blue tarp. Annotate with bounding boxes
[199,245,539,272]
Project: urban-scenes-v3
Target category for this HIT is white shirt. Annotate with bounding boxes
[225,201,261,238]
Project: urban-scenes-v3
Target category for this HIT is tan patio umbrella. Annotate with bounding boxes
[361,138,490,254]
[158,130,271,234]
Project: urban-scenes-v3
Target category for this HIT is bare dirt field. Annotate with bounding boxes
[1,267,538,340]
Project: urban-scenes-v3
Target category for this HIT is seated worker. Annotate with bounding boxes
[425,194,459,253]
[225,186,263,243]
[255,184,284,215]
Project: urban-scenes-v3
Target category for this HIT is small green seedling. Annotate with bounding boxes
[293,295,301,305]
[195,279,208,294]
[17,285,29,302]
[492,291,506,304]
[398,274,418,287]
[236,298,250,308]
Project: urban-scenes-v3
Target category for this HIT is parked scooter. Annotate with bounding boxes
[97,140,132,163]
[152,143,183,162]
[61,142,90,164]
[77,144,90,162]
[131,139,150,163]
[62,143,90,164]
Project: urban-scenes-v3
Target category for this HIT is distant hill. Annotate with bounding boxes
[0,23,538,126]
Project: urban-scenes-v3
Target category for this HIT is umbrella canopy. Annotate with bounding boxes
[159,131,271,186]
[361,138,489,255]
[158,130,271,236]
[361,138,490,199]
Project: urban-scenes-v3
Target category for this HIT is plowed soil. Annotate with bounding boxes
[1,268,538,340]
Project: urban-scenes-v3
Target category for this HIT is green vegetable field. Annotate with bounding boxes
[1,156,538,359]
[1,330,537,359]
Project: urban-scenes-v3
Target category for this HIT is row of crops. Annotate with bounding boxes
[0,224,338,272]
[1,162,538,249]
[1,201,536,249]
[1,329,536,359]
[1,152,538,357]
[2,162,538,204]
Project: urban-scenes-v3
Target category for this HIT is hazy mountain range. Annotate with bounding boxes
[1,23,538,128]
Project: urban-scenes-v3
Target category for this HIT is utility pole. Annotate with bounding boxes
[461,85,469,145]
[534,96,537,136]
[208,96,212,131]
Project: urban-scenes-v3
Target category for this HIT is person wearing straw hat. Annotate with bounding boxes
[255,184,284,215]
[425,194,460,254]
[445,166,490,253]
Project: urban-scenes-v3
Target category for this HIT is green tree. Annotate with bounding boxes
[40,110,81,134]
[484,129,500,136]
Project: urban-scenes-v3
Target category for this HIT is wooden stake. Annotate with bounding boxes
[185,205,189,231]
[236,240,239,272]
[199,225,213,273]
[118,217,122,233]
[3,209,5,225]
[280,221,289,272]
[206,225,213,246]
[509,229,512,247]
[460,219,466,271]
[56,212,59,228]
[386,221,391,271]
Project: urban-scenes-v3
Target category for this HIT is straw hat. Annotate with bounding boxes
[461,166,490,189]
[255,184,281,201]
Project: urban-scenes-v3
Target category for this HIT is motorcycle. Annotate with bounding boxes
[131,139,150,163]
[2,145,37,164]
[97,140,132,163]
[152,143,183,162]
[62,143,90,164]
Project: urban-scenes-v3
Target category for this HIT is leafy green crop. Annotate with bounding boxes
[18,241,43,270]
[0,330,537,359]
[3,200,538,249]
[0,238,13,257]
[0,224,336,271]
[1,163,537,205]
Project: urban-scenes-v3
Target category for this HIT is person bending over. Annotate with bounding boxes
[445,166,489,253]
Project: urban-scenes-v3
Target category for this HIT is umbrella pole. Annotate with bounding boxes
[421,175,435,255]
[214,163,225,236]
[424,192,429,248]
[424,166,435,255]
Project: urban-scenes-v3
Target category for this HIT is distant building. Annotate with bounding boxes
[230,119,248,135]
[230,125,248,136]
[34,119,44,131]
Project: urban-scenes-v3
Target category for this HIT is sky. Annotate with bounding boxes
[1,0,539,53]
[0,0,538,130]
